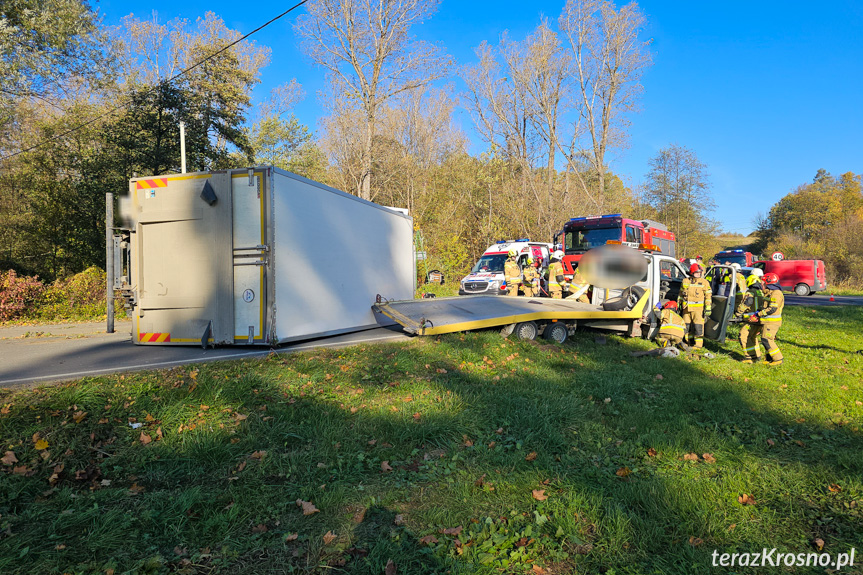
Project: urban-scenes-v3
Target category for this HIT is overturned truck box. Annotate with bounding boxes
[120,167,415,346]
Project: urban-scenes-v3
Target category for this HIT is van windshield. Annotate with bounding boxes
[565,227,620,252]
[471,254,508,273]
[717,254,747,267]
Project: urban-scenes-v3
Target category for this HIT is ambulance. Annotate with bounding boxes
[459,240,553,296]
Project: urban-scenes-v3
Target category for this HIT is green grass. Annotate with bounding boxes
[1,306,861,574]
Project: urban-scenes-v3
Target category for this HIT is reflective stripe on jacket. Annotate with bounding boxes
[759,288,784,322]
[548,262,564,287]
[659,309,686,337]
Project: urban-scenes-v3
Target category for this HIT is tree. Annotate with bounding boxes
[644,144,717,256]
[559,0,651,208]
[245,82,328,181]
[295,0,451,200]
[0,0,105,134]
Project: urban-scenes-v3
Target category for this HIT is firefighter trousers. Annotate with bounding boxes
[549,286,562,299]
[507,284,519,296]
[656,334,683,348]
[761,321,783,363]
[682,308,705,348]
[739,323,762,361]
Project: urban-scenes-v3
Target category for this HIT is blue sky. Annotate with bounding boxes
[96,0,863,234]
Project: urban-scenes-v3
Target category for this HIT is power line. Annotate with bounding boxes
[0,0,308,162]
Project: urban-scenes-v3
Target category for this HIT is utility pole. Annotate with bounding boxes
[180,121,187,173]
[105,192,114,333]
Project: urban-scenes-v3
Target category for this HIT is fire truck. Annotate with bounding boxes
[553,214,676,274]
[714,249,754,267]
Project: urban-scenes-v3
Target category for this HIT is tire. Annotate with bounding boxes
[515,321,539,341]
[794,283,810,296]
[601,286,646,311]
[543,322,568,344]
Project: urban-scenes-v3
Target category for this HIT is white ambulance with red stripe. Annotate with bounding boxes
[459,240,553,296]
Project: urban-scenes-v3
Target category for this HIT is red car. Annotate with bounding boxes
[752,259,827,296]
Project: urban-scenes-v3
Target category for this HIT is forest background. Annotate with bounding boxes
[1,0,860,319]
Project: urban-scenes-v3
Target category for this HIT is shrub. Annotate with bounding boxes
[0,270,46,321]
[36,267,110,321]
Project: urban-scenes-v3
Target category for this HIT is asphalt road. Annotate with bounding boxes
[783,294,863,306]
[0,319,411,389]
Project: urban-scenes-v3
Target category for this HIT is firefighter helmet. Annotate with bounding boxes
[730,263,741,270]
[746,274,761,287]
[525,257,533,265]
[552,250,564,261]
[750,268,764,278]
[663,301,678,310]
[689,263,702,275]
[763,272,780,285]
[507,249,517,258]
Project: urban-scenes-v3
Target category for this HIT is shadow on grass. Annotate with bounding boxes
[0,322,861,574]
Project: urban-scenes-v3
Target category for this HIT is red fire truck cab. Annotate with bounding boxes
[554,214,676,274]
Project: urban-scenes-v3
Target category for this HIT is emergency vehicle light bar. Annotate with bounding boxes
[639,243,660,252]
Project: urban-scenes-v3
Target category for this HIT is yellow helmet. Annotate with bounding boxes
[508,249,517,258]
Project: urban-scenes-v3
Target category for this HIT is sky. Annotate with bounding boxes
[94,0,863,235]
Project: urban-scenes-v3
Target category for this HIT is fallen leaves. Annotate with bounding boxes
[702,453,716,464]
[525,451,537,462]
[615,467,632,477]
[813,537,825,551]
[828,483,842,493]
[683,453,699,461]
[323,531,336,545]
[532,489,548,501]
[737,493,756,506]
[441,526,463,536]
[647,447,658,457]
[285,533,298,542]
[1,451,18,466]
[380,461,393,473]
[296,499,320,515]
[688,536,703,547]
[72,411,87,424]
[139,432,152,445]
[251,524,268,534]
[48,464,64,485]
[419,535,438,545]
[385,559,397,575]
[249,450,266,460]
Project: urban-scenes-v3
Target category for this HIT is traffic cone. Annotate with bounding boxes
[830,294,835,302]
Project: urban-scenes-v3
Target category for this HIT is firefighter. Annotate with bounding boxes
[739,274,765,363]
[728,263,748,315]
[569,265,591,304]
[656,301,686,348]
[548,250,566,299]
[678,263,712,349]
[522,257,539,297]
[756,272,785,366]
[504,249,522,296]
[695,255,707,273]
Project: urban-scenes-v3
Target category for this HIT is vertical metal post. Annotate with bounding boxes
[180,121,187,173]
[106,192,114,333]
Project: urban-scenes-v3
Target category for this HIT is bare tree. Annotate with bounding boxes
[295,0,451,200]
[559,0,651,209]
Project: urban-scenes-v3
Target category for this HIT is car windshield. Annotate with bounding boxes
[565,227,620,252]
[718,254,747,267]
[471,254,508,273]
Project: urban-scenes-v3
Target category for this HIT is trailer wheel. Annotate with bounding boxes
[794,283,810,296]
[543,322,568,344]
[515,321,538,341]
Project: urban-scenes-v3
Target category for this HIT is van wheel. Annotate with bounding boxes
[602,286,646,311]
[515,321,538,341]
[543,322,568,344]
[794,283,810,296]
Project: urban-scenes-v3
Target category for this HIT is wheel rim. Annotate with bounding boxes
[517,322,537,340]
[549,324,566,343]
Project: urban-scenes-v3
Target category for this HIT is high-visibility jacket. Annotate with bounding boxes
[523,266,539,286]
[740,287,765,320]
[678,277,712,314]
[757,287,784,323]
[548,262,565,288]
[504,259,522,285]
[658,309,686,339]
[571,269,589,290]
